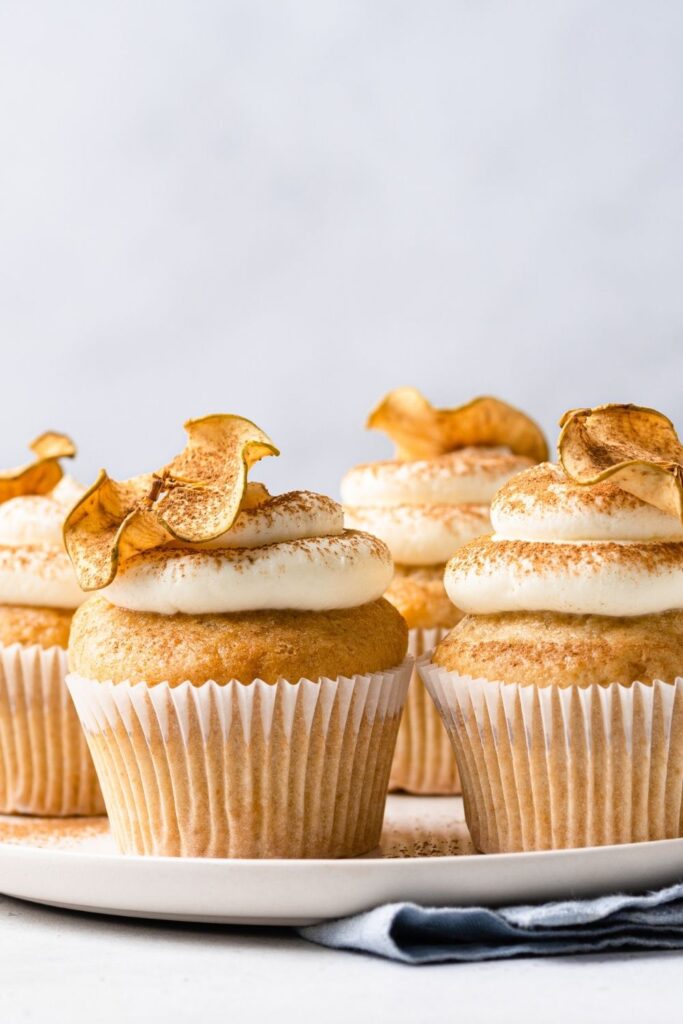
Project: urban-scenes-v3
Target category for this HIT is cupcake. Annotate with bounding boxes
[0,433,103,815]
[65,414,410,858]
[420,404,683,851]
[342,388,547,794]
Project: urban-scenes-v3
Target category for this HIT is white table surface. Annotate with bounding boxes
[1,894,681,1024]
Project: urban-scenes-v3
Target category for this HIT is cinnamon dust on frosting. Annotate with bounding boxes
[342,448,533,507]
[491,463,683,545]
[445,459,683,617]
[103,528,393,615]
[458,535,683,577]
[342,448,534,566]
[195,490,343,549]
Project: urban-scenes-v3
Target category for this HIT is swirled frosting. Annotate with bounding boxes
[342,448,532,566]
[0,475,86,609]
[445,462,683,617]
[103,490,394,615]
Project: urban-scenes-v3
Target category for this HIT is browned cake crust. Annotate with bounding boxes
[433,610,683,687]
[69,595,408,685]
[0,604,73,649]
[386,564,463,630]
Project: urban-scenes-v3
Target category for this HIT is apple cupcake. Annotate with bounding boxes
[420,404,683,852]
[0,433,103,815]
[342,389,547,794]
[65,415,410,859]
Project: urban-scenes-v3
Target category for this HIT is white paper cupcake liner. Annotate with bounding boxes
[0,643,104,816]
[419,656,683,852]
[389,628,460,795]
[67,659,412,859]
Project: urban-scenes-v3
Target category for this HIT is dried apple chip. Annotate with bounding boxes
[64,414,279,591]
[367,387,548,462]
[0,431,76,502]
[558,404,683,520]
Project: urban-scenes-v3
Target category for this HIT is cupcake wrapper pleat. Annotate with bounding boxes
[0,643,104,816]
[389,628,461,795]
[419,658,683,852]
[67,661,412,858]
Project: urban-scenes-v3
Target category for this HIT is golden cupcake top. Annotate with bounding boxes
[434,609,683,689]
[0,432,85,610]
[342,388,547,566]
[65,413,394,615]
[444,403,683,618]
[69,594,407,687]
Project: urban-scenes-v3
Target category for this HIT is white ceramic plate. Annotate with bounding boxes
[0,796,682,925]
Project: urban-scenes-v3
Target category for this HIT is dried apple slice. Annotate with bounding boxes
[367,387,548,461]
[558,404,683,520]
[64,415,279,591]
[0,431,76,502]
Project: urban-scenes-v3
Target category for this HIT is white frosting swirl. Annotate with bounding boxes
[445,462,683,617]
[444,537,683,617]
[341,448,532,507]
[0,546,85,609]
[0,475,86,609]
[341,448,531,565]
[491,463,683,542]
[104,531,392,615]
[103,491,393,615]
[196,491,343,548]
[344,504,489,565]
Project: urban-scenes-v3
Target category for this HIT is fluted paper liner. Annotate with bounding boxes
[67,660,412,858]
[0,643,104,816]
[419,657,683,852]
[389,628,460,795]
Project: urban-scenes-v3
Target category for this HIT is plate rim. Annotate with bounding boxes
[1,831,683,868]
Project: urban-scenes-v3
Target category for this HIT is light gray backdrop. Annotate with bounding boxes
[1,0,681,498]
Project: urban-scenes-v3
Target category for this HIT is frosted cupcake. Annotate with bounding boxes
[342,389,547,794]
[420,404,683,851]
[65,415,410,858]
[0,433,102,815]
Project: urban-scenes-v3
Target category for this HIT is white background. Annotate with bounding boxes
[1,1,682,497]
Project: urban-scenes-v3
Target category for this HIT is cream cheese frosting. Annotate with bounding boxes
[104,529,392,615]
[445,462,683,617]
[195,491,343,549]
[0,475,86,609]
[0,546,85,609]
[344,504,490,565]
[491,463,683,542]
[341,448,533,508]
[342,448,532,566]
[102,490,393,615]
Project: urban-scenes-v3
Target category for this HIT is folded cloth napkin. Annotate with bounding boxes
[298,882,683,964]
